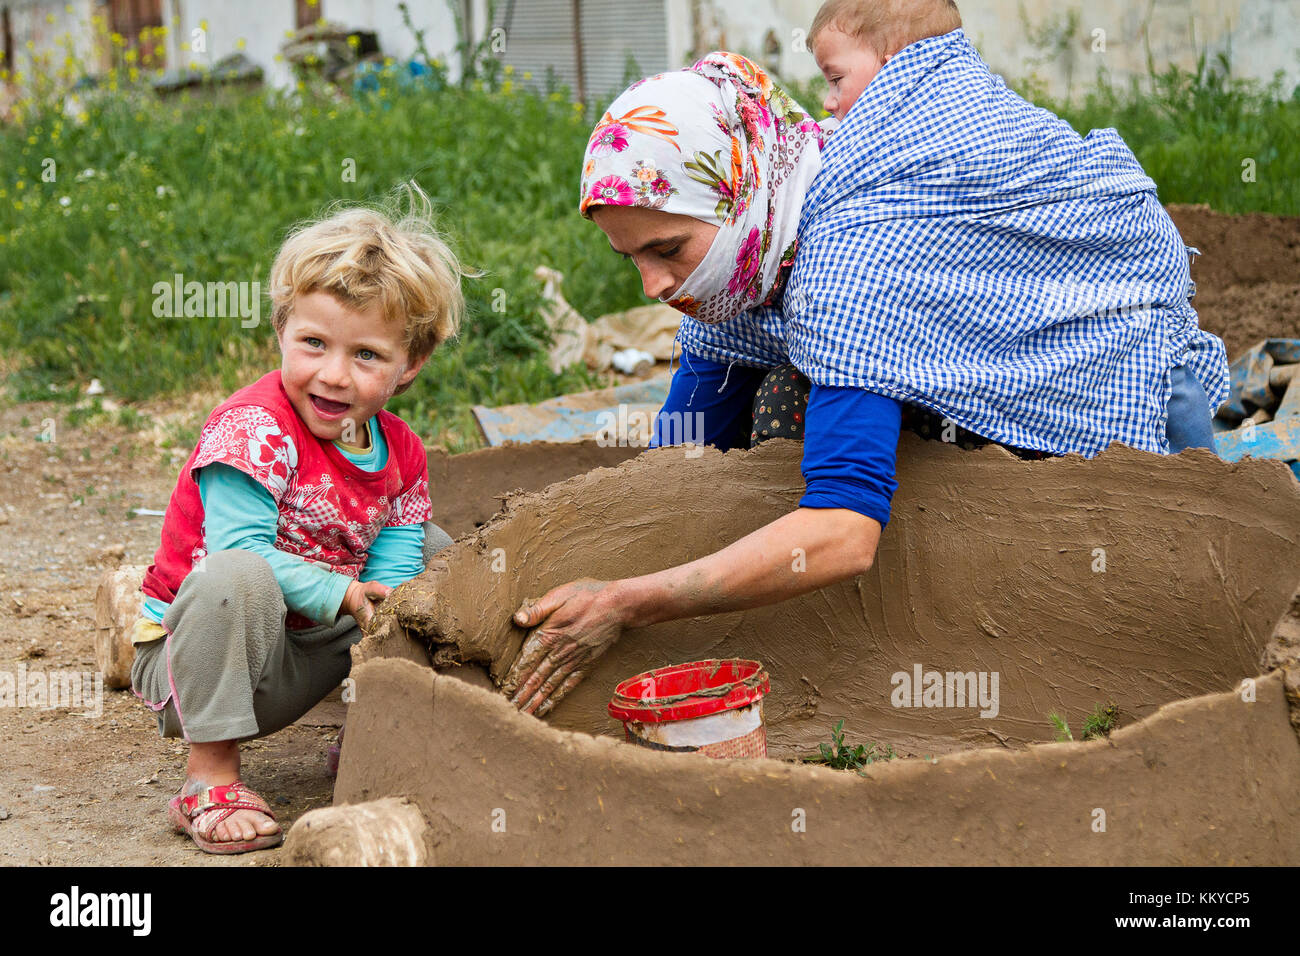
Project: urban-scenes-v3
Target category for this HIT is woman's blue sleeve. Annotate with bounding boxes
[799,386,902,527]
[197,463,352,624]
[651,348,768,452]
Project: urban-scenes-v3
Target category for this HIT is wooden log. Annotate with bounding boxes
[283,798,430,866]
[93,565,147,689]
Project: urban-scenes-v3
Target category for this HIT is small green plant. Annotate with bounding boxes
[1049,700,1119,742]
[1081,700,1119,740]
[807,719,896,771]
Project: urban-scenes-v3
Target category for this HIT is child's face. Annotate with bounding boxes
[277,291,425,443]
[813,26,889,122]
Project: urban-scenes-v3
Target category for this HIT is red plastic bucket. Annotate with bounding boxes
[608,659,770,758]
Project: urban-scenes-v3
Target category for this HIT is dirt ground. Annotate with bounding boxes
[1167,204,1300,360]
[0,206,1296,867]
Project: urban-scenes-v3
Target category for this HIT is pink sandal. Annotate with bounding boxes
[168,781,283,854]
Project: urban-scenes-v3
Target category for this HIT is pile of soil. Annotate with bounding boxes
[1167,205,1300,360]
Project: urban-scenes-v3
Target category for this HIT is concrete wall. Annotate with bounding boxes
[4,0,102,79]
[159,0,296,89]
[667,0,1300,99]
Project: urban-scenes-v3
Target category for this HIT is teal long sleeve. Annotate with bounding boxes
[360,522,425,588]
[198,463,353,625]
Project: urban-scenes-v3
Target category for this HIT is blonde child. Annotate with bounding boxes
[131,183,468,853]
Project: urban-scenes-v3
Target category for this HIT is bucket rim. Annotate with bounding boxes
[607,658,769,723]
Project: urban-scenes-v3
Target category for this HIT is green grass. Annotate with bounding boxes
[1049,700,1120,743]
[3,45,1297,449]
[0,68,644,450]
[804,719,897,771]
[1036,58,1300,217]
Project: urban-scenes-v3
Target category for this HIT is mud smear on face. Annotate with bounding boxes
[366,435,1300,758]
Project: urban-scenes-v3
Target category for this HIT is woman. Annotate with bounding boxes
[500,41,1227,716]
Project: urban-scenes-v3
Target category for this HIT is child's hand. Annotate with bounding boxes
[342,580,393,627]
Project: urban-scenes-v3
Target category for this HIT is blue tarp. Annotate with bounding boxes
[1213,339,1300,478]
[472,379,670,446]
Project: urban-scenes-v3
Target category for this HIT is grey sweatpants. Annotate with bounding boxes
[131,523,453,743]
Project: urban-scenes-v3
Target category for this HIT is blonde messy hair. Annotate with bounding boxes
[269,182,470,380]
[810,0,962,59]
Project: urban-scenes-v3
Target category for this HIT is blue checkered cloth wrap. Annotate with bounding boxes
[679,29,1227,456]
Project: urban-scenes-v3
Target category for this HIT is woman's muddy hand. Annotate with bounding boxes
[502,578,626,717]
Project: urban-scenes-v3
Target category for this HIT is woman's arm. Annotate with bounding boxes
[503,507,880,714]
[502,387,903,715]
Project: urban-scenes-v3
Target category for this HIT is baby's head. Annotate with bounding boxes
[810,0,962,121]
[268,182,467,442]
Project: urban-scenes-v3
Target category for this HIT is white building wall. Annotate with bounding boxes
[667,0,1300,99]
[161,0,298,88]
[315,0,461,69]
[960,0,1300,100]
[7,0,1297,99]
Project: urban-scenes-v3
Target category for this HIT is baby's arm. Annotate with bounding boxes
[197,463,354,625]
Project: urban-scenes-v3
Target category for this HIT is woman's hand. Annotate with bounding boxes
[500,508,881,718]
[342,580,392,628]
[501,578,627,717]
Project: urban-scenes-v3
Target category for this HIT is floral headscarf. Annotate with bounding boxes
[580,52,825,325]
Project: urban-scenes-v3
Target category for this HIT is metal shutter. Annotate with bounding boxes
[578,0,668,104]
[496,0,667,104]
